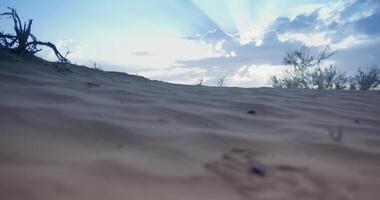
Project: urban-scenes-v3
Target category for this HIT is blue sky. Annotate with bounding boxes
[1,0,380,87]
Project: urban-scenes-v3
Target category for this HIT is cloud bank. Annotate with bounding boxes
[41,0,380,87]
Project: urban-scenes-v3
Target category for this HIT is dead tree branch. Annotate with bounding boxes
[0,7,70,63]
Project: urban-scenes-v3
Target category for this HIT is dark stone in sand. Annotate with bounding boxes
[247,110,256,115]
[250,164,265,176]
[86,82,101,88]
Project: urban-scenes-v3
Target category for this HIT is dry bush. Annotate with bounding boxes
[310,65,348,90]
[349,67,380,90]
[271,45,341,89]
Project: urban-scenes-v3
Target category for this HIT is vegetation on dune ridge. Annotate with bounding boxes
[271,45,380,91]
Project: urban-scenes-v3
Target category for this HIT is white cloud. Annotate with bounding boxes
[292,3,326,17]
[39,37,230,69]
[96,37,218,68]
[228,64,283,87]
[139,66,209,85]
[140,64,284,88]
[140,67,206,78]
[278,32,331,46]
[332,35,361,49]
[239,24,265,46]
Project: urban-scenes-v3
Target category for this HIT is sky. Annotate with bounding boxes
[1,0,380,87]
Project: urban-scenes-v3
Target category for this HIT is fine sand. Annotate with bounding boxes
[1,53,380,200]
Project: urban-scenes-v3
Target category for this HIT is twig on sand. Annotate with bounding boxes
[328,124,343,143]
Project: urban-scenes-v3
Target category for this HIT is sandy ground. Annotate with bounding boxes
[1,53,380,200]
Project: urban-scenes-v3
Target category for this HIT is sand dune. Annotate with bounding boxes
[1,54,380,200]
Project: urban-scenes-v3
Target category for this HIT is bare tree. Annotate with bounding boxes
[0,7,69,63]
[216,75,226,87]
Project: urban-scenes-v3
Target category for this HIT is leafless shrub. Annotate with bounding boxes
[216,75,226,87]
[349,67,380,90]
[334,73,349,90]
[270,76,283,88]
[310,65,348,90]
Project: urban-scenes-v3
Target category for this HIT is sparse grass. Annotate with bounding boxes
[93,62,104,71]
[217,75,226,87]
[197,77,204,86]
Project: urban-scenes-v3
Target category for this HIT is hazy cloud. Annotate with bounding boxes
[131,51,152,56]
[37,0,380,88]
